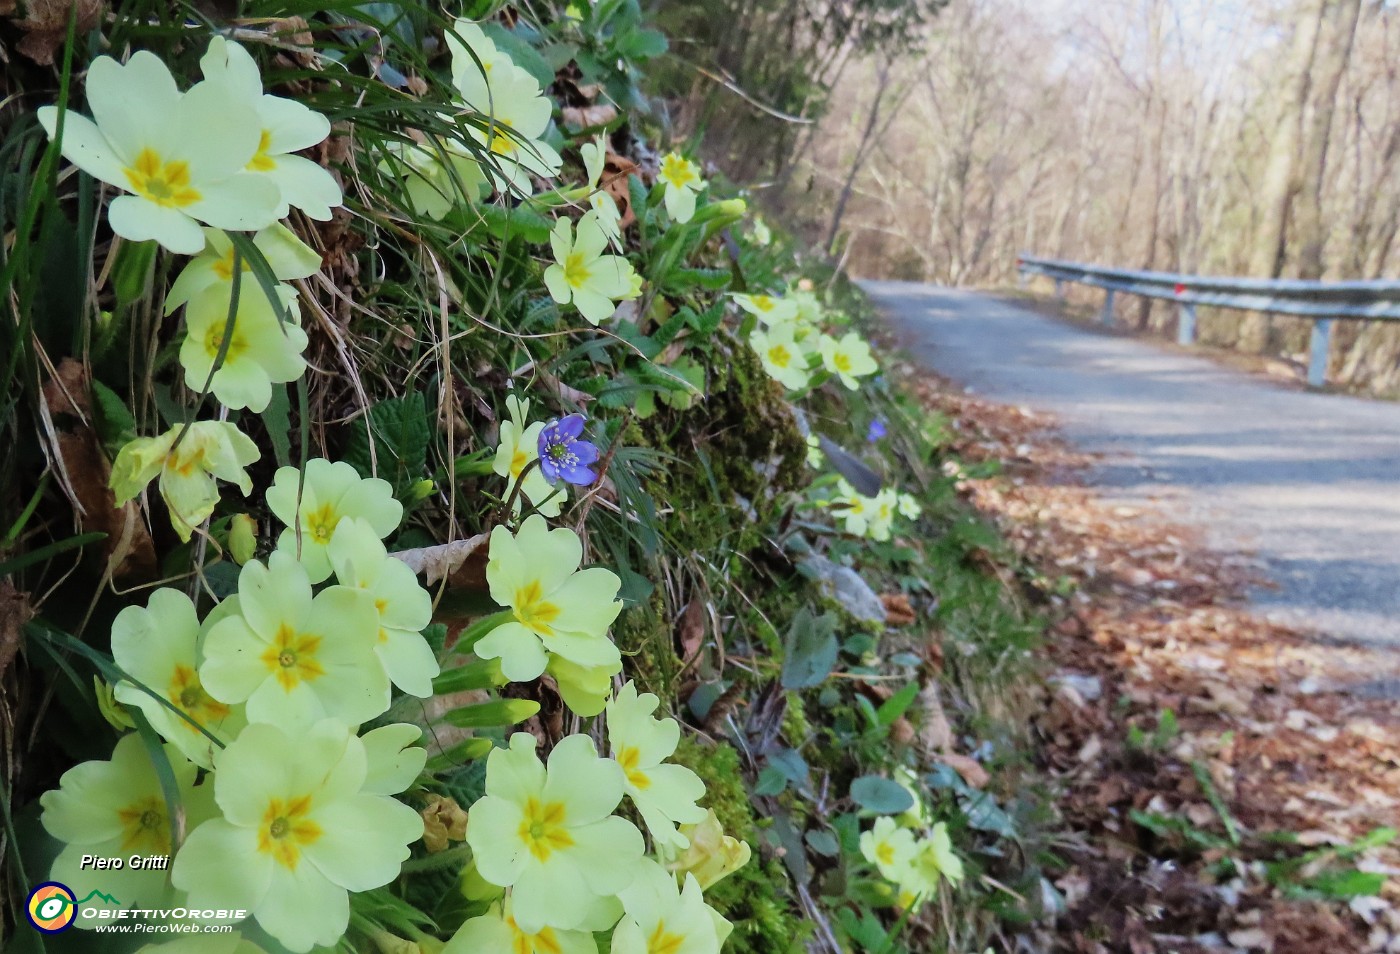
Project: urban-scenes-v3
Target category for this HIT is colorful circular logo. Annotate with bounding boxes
[26,882,77,933]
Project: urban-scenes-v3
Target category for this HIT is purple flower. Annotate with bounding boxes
[537,414,601,486]
[866,418,887,443]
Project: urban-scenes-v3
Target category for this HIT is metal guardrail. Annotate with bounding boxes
[1016,254,1400,386]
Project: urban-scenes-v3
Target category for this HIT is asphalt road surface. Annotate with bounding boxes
[865,280,1400,668]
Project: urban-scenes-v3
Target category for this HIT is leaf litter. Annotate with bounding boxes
[908,370,1400,953]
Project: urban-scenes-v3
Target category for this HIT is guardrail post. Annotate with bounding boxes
[1308,319,1332,387]
[1054,278,1065,302]
[1100,289,1115,326]
[1177,303,1197,346]
[1018,269,1028,290]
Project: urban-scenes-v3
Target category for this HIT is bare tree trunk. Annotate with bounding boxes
[1294,0,1362,280]
[825,60,893,255]
[1239,0,1326,351]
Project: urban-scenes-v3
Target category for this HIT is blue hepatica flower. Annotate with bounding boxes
[866,418,887,443]
[537,414,601,485]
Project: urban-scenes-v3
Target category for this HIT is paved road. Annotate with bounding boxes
[865,280,1400,661]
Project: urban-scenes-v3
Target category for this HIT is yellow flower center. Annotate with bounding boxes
[257,794,321,870]
[616,746,651,790]
[212,245,251,281]
[259,624,326,691]
[201,317,246,363]
[517,796,573,862]
[167,441,208,478]
[563,251,592,289]
[833,352,853,373]
[646,920,687,954]
[766,344,792,369]
[848,498,865,516]
[116,796,171,854]
[752,295,775,311]
[659,155,696,189]
[510,447,530,479]
[512,579,561,636]
[305,503,340,543]
[504,913,562,954]
[876,842,895,866]
[124,148,202,208]
[167,663,230,731]
[487,118,517,156]
[248,129,277,172]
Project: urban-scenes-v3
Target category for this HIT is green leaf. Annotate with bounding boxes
[753,765,787,796]
[260,383,292,469]
[473,203,555,245]
[1298,868,1385,900]
[0,531,104,578]
[805,830,840,857]
[875,682,919,728]
[849,775,914,815]
[481,23,556,88]
[442,698,540,728]
[343,392,431,494]
[90,379,137,451]
[618,26,668,59]
[780,606,840,689]
[432,657,506,695]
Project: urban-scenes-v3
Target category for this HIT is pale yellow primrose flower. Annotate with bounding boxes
[451,35,562,195]
[750,323,811,391]
[327,517,439,697]
[911,822,964,888]
[893,765,929,830]
[868,488,898,543]
[732,292,798,327]
[172,720,422,953]
[361,723,428,795]
[581,136,624,250]
[606,681,707,850]
[266,458,403,583]
[818,331,879,390]
[165,224,322,317]
[750,217,772,246]
[465,733,644,933]
[477,514,623,683]
[788,288,825,326]
[445,896,597,954]
[657,152,705,223]
[611,860,730,954]
[547,653,622,717]
[42,734,216,925]
[492,394,562,518]
[381,138,488,220]
[544,211,634,325]
[663,809,752,890]
[178,278,307,412]
[897,493,922,520]
[110,420,259,541]
[829,478,892,541]
[859,816,917,883]
[198,38,342,220]
[37,50,279,255]
[446,20,516,106]
[111,587,247,768]
[200,551,389,728]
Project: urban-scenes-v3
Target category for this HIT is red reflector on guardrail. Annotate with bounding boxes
[1174,283,1185,296]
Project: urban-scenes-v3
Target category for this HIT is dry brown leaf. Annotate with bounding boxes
[561,103,619,129]
[880,592,916,626]
[677,599,705,665]
[392,533,489,587]
[14,0,104,65]
[40,358,155,580]
[936,752,989,788]
[0,579,31,680]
